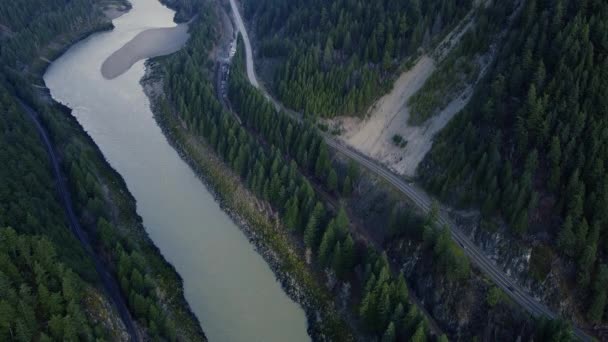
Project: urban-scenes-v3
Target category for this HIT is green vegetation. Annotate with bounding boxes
[0,0,117,75]
[408,55,476,125]
[389,204,470,283]
[159,0,200,22]
[113,237,178,339]
[408,1,517,125]
[587,264,608,322]
[0,85,94,278]
[242,0,473,118]
[0,228,111,341]
[529,245,553,281]
[485,286,505,308]
[420,0,608,324]
[392,134,407,148]
[359,251,429,340]
[534,318,573,342]
[384,194,570,339]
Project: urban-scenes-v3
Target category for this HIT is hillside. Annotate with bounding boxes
[3,0,605,340]
[241,0,473,118]
[0,227,128,341]
[418,0,608,332]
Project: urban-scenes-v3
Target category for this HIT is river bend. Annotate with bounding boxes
[44,0,309,341]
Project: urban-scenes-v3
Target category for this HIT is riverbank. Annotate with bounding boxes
[28,1,207,340]
[142,62,353,341]
[29,1,131,82]
[49,101,207,341]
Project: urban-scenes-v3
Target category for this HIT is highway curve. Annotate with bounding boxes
[228,0,592,339]
[20,100,141,342]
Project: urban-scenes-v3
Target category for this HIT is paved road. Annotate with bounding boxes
[228,1,592,340]
[20,100,141,342]
[228,0,259,88]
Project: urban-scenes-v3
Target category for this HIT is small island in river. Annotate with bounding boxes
[101,22,190,79]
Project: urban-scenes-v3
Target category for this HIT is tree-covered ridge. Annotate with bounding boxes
[0,0,94,32]
[0,0,111,69]
[0,228,113,341]
[407,0,518,125]
[241,0,473,118]
[420,0,608,324]
[95,219,182,340]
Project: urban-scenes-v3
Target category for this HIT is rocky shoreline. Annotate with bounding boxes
[142,61,349,341]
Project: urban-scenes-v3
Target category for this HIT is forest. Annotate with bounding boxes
[159,0,200,22]
[241,0,473,118]
[159,9,577,338]
[0,0,600,338]
[0,84,94,277]
[0,0,114,71]
[419,0,608,326]
[407,0,518,125]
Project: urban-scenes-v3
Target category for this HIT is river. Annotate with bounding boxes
[43,0,309,341]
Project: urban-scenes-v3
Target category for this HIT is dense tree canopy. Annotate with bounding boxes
[0,228,107,341]
[0,84,96,278]
[242,0,473,118]
[159,0,200,22]
[419,0,608,323]
[0,0,110,69]
[408,0,518,125]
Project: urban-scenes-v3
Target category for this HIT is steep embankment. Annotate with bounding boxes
[330,5,481,177]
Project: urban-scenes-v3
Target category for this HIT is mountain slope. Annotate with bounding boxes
[241,0,473,118]
[419,0,608,331]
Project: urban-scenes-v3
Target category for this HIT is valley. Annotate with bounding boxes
[1,0,606,340]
